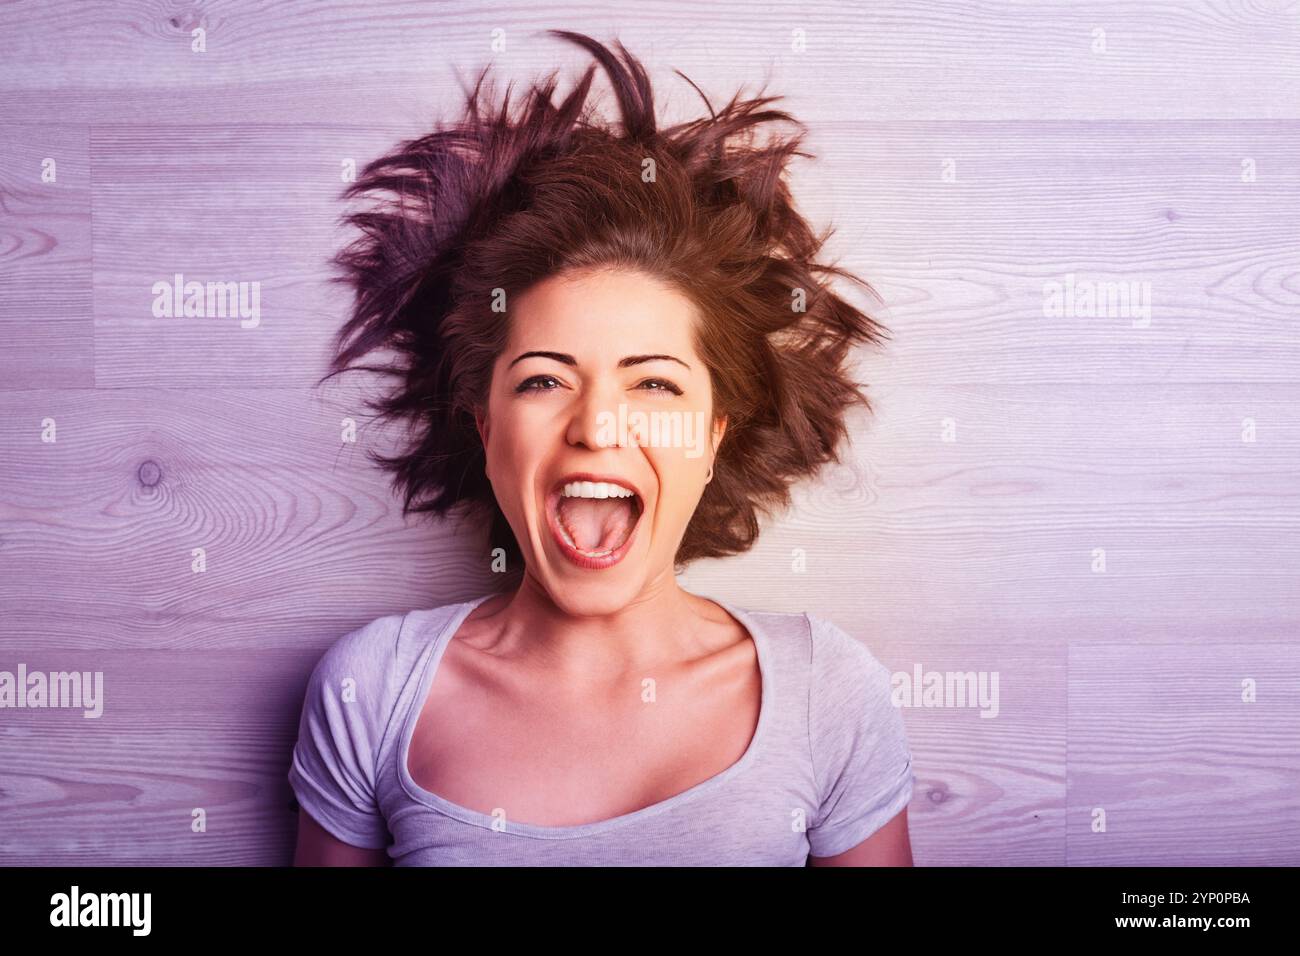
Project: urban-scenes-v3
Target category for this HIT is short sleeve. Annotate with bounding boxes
[806,615,915,858]
[287,614,405,850]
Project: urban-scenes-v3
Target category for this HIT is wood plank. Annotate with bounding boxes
[1066,643,1300,865]
[793,119,1300,386]
[0,2,1297,124]
[0,126,93,389]
[90,124,406,389]
[0,647,318,865]
[0,387,500,647]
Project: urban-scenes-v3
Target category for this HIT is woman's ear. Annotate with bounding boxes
[711,414,727,456]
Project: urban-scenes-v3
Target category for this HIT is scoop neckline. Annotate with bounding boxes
[396,591,771,840]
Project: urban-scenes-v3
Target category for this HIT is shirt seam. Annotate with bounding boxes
[373,609,415,796]
[804,611,821,831]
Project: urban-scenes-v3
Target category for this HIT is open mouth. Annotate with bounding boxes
[545,478,644,567]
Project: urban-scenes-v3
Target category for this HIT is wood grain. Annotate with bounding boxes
[0,126,94,388]
[0,2,1297,125]
[1066,643,1300,865]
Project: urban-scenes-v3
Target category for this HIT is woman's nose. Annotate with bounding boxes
[564,380,623,450]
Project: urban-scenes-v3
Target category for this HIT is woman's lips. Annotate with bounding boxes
[543,486,643,570]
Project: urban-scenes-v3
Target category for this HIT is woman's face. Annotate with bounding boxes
[475,267,726,615]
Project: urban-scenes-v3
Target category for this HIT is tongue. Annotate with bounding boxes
[556,496,636,552]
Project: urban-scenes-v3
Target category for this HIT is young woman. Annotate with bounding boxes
[289,30,914,866]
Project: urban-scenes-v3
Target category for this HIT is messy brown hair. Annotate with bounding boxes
[320,30,889,579]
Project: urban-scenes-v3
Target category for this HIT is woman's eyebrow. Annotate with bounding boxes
[508,351,691,370]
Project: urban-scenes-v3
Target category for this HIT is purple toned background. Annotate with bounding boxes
[2,2,1298,865]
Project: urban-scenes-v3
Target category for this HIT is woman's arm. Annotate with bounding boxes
[293,809,391,866]
[807,806,913,867]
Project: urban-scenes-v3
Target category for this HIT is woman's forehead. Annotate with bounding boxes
[506,271,701,355]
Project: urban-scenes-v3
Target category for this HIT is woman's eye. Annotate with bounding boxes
[638,378,683,396]
[515,375,681,396]
[516,375,561,393]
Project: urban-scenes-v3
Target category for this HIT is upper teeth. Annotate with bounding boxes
[561,481,636,499]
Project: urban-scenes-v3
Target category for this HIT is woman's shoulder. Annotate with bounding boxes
[295,598,483,757]
[799,612,899,736]
[309,610,408,683]
[718,601,894,717]
[803,612,891,677]
[308,597,478,692]
[730,601,890,677]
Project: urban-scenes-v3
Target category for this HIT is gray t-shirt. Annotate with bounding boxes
[288,593,915,865]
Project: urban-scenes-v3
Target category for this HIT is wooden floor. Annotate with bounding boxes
[1,2,1298,865]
